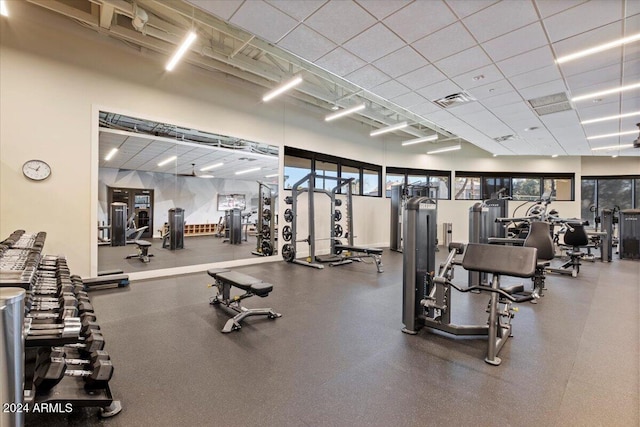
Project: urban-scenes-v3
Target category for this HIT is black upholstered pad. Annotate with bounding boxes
[487,237,525,246]
[462,243,537,278]
[335,245,383,255]
[501,284,525,295]
[215,271,263,291]
[207,268,231,278]
[135,240,152,247]
[250,282,273,296]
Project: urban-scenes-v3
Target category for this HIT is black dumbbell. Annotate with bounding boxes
[65,329,106,353]
[27,294,78,311]
[34,350,114,392]
[24,317,81,338]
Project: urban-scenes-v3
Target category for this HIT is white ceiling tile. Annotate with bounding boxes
[424,109,456,123]
[510,65,563,90]
[496,46,556,77]
[534,0,589,18]
[434,46,492,77]
[417,79,463,100]
[482,22,548,62]
[445,0,499,19]
[278,25,336,61]
[371,80,411,100]
[538,109,580,127]
[411,101,442,116]
[412,22,477,63]
[552,21,622,56]
[305,1,376,44]
[469,79,515,100]
[463,1,538,43]
[490,101,534,119]
[188,0,243,20]
[584,121,623,136]
[570,79,627,104]
[480,91,524,109]
[624,58,640,80]
[383,0,457,43]
[392,92,428,108]
[372,46,428,78]
[559,48,623,77]
[354,0,409,19]
[504,117,545,132]
[343,23,406,62]
[450,64,503,90]
[345,65,391,88]
[543,0,623,43]
[622,96,640,111]
[620,116,640,129]
[315,47,367,76]
[230,1,299,43]
[565,63,622,91]
[395,65,447,90]
[518,79,567,100]
[446,102,487,115]
[499,110,540,125]
[266,0,326,20]
[576,102,622,121]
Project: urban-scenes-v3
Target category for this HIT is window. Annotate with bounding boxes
[544,178,572,201]
[597,178,632,211]
[408,174,427,186]
[429,175,449,200]
[385,173,405,197]
[483,177,510,200]
[284,155,311,190]
[512,178,541,201]
[341,165,360,195]
[581,179,596,223]
[455,176,481,200]
[315,160,337,191]
[362,169,380,196]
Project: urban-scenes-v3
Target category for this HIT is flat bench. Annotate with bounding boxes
[125,240,153,263]
[327,245,384,273]
[207,269,281,333]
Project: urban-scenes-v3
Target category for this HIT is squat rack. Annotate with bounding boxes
[252,181,277,257]
[281,172,353,269]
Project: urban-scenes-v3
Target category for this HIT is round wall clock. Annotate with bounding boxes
[22,160,52,181]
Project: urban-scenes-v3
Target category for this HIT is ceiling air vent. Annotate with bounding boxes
[528,92,572,116]
[494,135,515,142]
[433,91,476,108]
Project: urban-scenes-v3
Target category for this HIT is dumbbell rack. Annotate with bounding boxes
[0,230,122,420]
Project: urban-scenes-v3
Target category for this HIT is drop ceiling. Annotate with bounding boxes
[25,0,640,157]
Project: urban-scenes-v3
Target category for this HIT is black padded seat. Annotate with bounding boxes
[215,271,263,292]
[501,284,525,295]
[335,245,383,255]
[207,268,230,278]
[134,240,152,247]
[250,282,273,297]
[487,238,525,246]
[462,243,537,278]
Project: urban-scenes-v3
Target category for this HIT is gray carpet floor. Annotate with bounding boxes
[26,249,639,426]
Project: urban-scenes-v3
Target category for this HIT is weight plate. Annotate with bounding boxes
[284,208,294,223]
[282,244,295,262]
[334,199,342,207]
[262,209,271,221]
[284,196,293,205]
[282,225,292,242]
[334,209,342,222]
[261,240,273,256]
[333,239,343,255]
[334,224,343,238]
[262,224,271,239]
[263,197,271,206]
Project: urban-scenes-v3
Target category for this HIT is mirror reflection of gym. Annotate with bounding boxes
[96,112,279,274]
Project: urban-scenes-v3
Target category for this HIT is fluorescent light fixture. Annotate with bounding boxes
[265,173,279,178]
[235,167,261,175]
[572,82,640,102]
[262,76,303,102]
[492,154,499,157]
[199,174,214,178]
[200,162,223,171]
[611,155,618,158]
[591,143,634,151]
[370,121,408,137]
[427,144,461,154]
[104,148,118,161]
[401,134,438,146]
[165,31,197,71]
[325,104,366,121]
[551,154,559,158]
[556,33,640,64]
[158,155,177,166]
[580,111,640,125]
[0,0,8,17]
[586,130,638,140]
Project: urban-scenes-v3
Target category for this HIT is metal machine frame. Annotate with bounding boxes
[252,181,277,257]
[389,183,439,253]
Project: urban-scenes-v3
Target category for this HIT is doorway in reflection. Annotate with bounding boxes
[96,111,279,274]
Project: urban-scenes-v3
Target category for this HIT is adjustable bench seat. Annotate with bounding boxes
[125,239,153,262]
[334,245,383,255]
[487,238,525,246]
[327,245,384,273]
[207,269,281,332]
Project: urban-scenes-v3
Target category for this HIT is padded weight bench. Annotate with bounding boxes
[125,240,153,263]
[487,237,525,246]
[329,245,384,273]
[207,268,282,333]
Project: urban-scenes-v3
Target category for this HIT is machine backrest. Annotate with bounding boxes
[524,221,555,261]
[564,224,589,247]
[462,243,537,278]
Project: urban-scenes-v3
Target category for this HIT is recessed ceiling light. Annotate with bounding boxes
[556,32,640,64]
[524,127,539,132]
[572,83,640,102]
[551,154,558,158]
[592,98,602,103]
[586,130,637,140]
[492,154,498,157]
[472,74,485,81]
[611,155,618,158]
[580,111,640,125]
[1,0,9,17]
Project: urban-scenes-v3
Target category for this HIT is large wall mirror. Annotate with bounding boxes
[96,111,279,273]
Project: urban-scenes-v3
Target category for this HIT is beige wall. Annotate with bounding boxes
[1,3,636,278]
